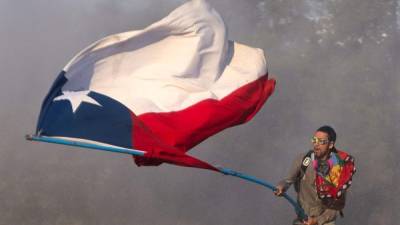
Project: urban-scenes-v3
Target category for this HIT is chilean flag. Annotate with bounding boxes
[36,0,276,171]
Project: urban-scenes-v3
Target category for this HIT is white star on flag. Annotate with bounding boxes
[53,90,102,113]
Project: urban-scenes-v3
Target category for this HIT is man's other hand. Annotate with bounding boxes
[303,216,318,225]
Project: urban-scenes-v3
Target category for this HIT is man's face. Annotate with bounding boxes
[311,131,333,159]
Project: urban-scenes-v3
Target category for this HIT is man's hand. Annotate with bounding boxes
[303,216,318,225]
[274,185,285,197]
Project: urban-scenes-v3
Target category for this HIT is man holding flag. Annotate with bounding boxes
[275,126,355,225]
[31,0,356,223]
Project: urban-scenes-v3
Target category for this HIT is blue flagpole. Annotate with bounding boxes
[25,135,146,156]
[218,167,307,220]
[26,135,306,220]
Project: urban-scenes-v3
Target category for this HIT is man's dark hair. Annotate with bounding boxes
[317,125,336,143]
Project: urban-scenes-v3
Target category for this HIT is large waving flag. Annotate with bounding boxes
[35,0,276,171]
[30,0,307,219]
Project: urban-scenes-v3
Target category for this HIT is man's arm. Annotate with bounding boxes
[275,153,304,194]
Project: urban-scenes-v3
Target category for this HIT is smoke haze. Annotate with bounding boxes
[0,0,398,224]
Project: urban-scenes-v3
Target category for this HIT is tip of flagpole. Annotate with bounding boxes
[25,134,34,141]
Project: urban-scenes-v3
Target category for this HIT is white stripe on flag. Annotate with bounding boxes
[61,0,267,115]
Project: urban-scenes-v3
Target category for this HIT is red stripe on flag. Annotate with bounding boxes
[131,74,276,170]
[130,113,219,171]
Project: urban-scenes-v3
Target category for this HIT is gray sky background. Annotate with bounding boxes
[0,0,399,224]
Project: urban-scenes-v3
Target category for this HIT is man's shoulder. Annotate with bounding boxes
[335,149,355,160]
[294,150,312,161]
[292,150,313,167]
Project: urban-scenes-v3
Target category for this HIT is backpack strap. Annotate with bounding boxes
[300,150,313,178]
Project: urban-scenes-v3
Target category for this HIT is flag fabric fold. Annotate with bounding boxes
[35,0,276,170]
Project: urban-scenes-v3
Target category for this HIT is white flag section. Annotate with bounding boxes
[36,0,276,170]
[62,0,266,114]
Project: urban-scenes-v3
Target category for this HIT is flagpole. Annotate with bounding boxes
[26,135,306,219]
[25,135,146,156]
[218,167,307,220]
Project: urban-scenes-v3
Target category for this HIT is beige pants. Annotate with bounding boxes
[323,221,336,225]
